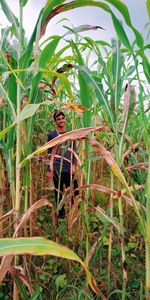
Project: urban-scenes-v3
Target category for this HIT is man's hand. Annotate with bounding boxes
[39,82,46,90]
[72,164,77,175]
[46,171,53,178]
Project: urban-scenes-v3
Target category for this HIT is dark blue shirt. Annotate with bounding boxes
[48,130,76,173]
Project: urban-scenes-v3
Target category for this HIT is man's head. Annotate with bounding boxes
[53,110,66,130]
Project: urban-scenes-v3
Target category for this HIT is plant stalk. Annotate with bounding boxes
[13,2,23,300]
[146,156,150,299]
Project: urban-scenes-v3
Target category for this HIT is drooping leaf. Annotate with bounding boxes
[83,136,145,238]
[94,206,121,233]
[0,237,106,298]
[0,209,14,224]
[41,0,66,28]
[64,24,105,36]
[20,126,106,166]
[104,0,144,48]
[14,199,53,236]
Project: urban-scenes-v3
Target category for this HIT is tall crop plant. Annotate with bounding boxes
[0,0,149,299]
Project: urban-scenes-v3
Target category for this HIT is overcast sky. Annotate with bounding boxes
[0,0,149,44]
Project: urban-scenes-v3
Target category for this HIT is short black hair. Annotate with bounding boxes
[53,110,65,121]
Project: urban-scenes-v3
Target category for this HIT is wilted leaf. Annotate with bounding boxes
[64,24,105,36]
[20,127,107,166]
[82,137,145,237]
[0,222,15,236]
[0,209,14,224]
[122,83,130,123]
[121,195,146,212]
[93,206,121,234]
[126,163,148,171]
[65,103,88,115]
[0,199,54,282]
[14,198,53,236]
[68,197,82,233]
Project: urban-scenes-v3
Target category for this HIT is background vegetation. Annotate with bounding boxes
[0,0,149,299]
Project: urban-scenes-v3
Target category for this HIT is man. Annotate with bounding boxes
[47,110,78,218]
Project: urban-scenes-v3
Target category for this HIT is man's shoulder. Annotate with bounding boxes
[48,129,57,140]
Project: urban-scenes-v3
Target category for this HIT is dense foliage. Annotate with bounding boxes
[0,0,149,299]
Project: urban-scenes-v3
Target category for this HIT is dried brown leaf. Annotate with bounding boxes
[68,197,82,233]
[14,198,53,236]
[93,206,121,234]
[0,199,53,282]
[0,209,14,224]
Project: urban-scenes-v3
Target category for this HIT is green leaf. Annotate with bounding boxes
[71,41,91,127]
[55,274,67,291]
[16,104,40,122]
[30,37,60,103]
[29,291,40,300]
[111,38,123,117]
[111,13,132,51]
[146,0,150,18]
[19,0,28,7]
[0,123,16,140]
[104,0,144,48]
[0,0,19,38]
[0,237,105,298]
[0,82,16,121]
[14,277,29,300]
[19,12,42,73]
[78,66,115,131]
[39,37,60,68]
[41,0,66,28]
[30,291,40,300]
[64,24,104,36]
[0,27,10,51]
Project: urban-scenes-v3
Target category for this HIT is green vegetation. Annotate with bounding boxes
[0,0,149,299]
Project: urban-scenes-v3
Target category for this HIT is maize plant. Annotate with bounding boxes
[0,0,149,299]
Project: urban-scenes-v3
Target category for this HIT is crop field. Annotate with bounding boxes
[0,1,149,299]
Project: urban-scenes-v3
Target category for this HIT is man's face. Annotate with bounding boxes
[55,114,66,128]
